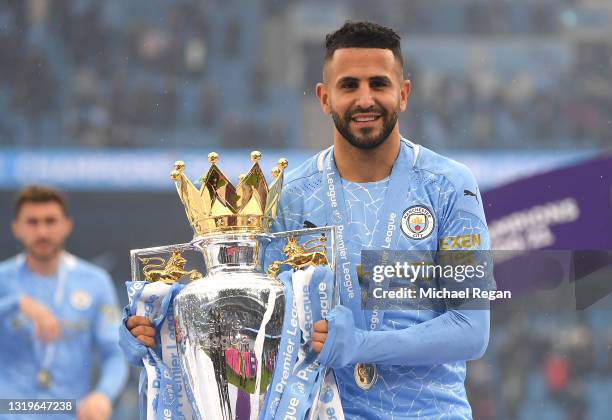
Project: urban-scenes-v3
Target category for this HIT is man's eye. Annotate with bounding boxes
[341,82,357,89]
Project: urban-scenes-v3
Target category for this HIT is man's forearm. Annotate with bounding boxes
[96,347,129,401]
[356,309,490,366]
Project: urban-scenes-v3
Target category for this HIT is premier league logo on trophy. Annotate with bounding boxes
[126,152,342,420]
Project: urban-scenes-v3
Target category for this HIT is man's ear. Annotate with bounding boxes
[11,220,21,241]
[57,216,73,244]
[63,217,73,238]
[316,82,331,115]
[399,79,411,112]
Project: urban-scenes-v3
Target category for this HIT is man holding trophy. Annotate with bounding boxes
[121,21,492,419]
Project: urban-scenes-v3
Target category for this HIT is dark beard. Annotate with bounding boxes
[27,240,63,262]
[331,106,398,150]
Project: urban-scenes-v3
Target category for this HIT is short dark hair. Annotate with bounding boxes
[14,185,68,217]
[324,21,403,68]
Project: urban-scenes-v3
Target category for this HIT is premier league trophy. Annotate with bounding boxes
[127,152,340,420]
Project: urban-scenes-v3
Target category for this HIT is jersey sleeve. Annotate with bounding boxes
[435,165,496,305]
[93,272,129,401]
[0,286,20,318]
[321,305,490,368]
[0,264,27,331]
[437,164,489,248]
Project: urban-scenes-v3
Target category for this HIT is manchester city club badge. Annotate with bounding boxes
[401,205,435,240]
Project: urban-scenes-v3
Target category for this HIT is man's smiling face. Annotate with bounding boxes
[318,48,410,149]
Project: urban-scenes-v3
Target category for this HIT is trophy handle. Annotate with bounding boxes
[130,242,202,284]
[268,226,339,306]
[269,226,336,268]
[267,234,329,278]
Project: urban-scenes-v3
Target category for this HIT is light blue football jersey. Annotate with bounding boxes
[0,253,128,420]
[272,139,491,419]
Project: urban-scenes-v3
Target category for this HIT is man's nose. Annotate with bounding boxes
[355,86,376,110]
[34,222,52,236]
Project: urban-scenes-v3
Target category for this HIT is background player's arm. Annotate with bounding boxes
[0,279,20,317]
[80,273,128,418]
[0,273,61,342]
[19,295,62,342]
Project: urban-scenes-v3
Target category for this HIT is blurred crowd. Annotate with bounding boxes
[0,0,610,149]
[401,61,611,149]
[467,312,612,420]
[353,0,570,35]
[0,0,223,147]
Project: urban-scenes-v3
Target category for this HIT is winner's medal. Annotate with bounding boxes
[37,369,52,389]
[354,363,378,390]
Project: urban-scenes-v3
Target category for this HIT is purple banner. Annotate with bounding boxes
[483,154,612,250]
[482,155,612,309]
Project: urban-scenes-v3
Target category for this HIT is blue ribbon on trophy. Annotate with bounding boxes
[125,280,192,420]
[262,266,343,420]
[125,152,344,419]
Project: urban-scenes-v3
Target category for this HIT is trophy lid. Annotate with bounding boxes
[171,151,288,237]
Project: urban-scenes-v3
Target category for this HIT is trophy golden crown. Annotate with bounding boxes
[170,151,288,236]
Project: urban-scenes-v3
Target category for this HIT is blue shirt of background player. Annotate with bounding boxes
[0,253,128,420]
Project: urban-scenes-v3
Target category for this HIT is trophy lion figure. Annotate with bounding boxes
[139,250,201,284]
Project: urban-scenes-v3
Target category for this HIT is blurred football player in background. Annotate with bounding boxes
[0,185,128,420]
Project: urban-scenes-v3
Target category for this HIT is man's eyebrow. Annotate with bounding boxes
[336,76,359,86]
[336,75,392,85]
[369,76,392,84]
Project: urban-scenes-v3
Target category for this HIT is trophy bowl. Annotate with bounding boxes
[174,233,285,419]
